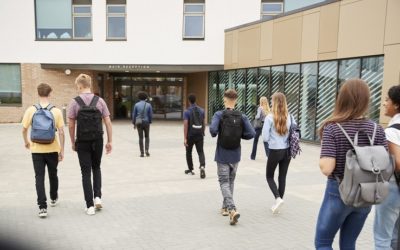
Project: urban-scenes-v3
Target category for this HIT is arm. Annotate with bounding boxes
[319,157,336,176]
[242,115,256,140]
[58,127,65,161]
[209,112,221,137]
[262,117,271,142]
[132,105,137,125]
[388,142,400,172]
[255,107,262,119]
[148,105,153,124]
[184,120,189,146]
[22,127,30,149]
[104,116,113,154]
[68,119,76,151]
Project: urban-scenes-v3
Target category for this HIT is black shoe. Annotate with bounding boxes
[140,154,144,157]
[200,166,206,179]
[145,151,150,157]
[184,170,195,175]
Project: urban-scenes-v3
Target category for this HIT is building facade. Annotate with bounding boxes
[214,0,400,142]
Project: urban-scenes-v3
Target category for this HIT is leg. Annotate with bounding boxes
[32,154,47,209]
[339,206,372,249]
[374,183,400,250]
[46,153,59,201]
[266,150,283,198]
[393,216,399,250]
[194,137,205,167]
[229,163,239,208]
[77,142,94,208]
[277,150,291,198]
[137,125,144,154]
[250,128,261,160]
[314,179,353,249]
[144,124,150,153]
[217,163,235,210]
[185,137,195,171]
[92,139,104,199]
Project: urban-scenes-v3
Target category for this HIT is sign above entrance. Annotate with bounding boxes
[108,65,151,70]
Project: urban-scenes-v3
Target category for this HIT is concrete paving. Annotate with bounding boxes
[0,121,376,249]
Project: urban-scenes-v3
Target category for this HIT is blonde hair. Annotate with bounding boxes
[75,74,92,88]
[259,96,270,115]
[271,92,288,136]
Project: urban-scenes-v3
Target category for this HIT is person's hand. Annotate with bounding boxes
[106,142,112,154]
[24,142,30,150]
[72,144,76,152]
[58,150,64,162]
[184,139,188,147]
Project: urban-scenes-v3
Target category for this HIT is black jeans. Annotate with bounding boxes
[137,123,150,154]
[251,127,270,159]
[76,138,103,208]
[266,149,291,198]
[186,136,206,171]
[32,153,59,209]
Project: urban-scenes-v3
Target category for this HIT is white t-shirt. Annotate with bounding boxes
[385,113,400,146]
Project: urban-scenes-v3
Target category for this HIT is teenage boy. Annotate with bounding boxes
[209,89,255,225]
[68,74,112,216]
[22,83,65,218]
[183,94,206,178]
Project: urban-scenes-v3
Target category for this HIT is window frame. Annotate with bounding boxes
[0,64,22,107]
[260,2,283,20]
[106,4,127,41]
[183,3,205,40]
[72,4,92,39]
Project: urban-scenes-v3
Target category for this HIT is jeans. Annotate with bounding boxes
[137,123,150,154]
[186,136,205,171]
[250,128,269,159]
[266,149,291,198]
[374,181,400,250]
[32,153,59,209]
[76,138,103,208]
[315,179,371,250]
[217,162,238,210]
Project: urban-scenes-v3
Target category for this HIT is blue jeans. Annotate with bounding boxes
[315,179,371,250]
[374,181,400,250]
[250,128,269,159]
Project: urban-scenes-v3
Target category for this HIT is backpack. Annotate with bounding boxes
[189,106,203,136]
[75,96,103,142]
[336,123,394,207]
[30,104,56,144]
[218,109,243,150]
[288,115,301,159]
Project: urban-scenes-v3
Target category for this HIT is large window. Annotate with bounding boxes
[261,1,283,20]
[284,64,300,122]
[183,0,205,39]
[107,0,127,40]
[35,0,92,40]
[0,64,21,105]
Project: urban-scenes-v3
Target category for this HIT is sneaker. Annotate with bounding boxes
[38,208,47,218]
[229,209,240,225]
[200,166,206,179]
[94,197,102,210]
[145,151,150,157]
[271,197,284,214]
[184,170,195,175]
[221,208,229,216]
[50,199,58,207]
[85,206,95,216]
[140,153,144,157]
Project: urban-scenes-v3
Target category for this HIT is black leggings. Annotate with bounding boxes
[266,149,291,198]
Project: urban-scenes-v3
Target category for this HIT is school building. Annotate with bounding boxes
[0,0,399,142]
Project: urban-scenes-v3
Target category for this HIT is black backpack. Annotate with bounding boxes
[189,106,203,136]
[218,109,243,149]
[75,96,103,142]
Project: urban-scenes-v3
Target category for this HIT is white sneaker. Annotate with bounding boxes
[50,199,58,207]
[271,198,284,214]
[85,206,95,215]
[38,208,47,218]
[94,197,102,210]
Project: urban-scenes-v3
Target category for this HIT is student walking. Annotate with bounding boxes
[262,93,293,214]
[251,96,270,160]
[210,89,255,225]
[315,79,387,249]
[21,83,65,218]
[68,74,113,216]
[183,94,206,178]
[132,91,153,157]
[374,85,400,249]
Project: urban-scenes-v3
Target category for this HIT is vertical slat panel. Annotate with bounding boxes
[362,56,384,122]
[284,64,300,122]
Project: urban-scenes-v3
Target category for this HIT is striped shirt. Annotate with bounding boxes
[320,119,387,180]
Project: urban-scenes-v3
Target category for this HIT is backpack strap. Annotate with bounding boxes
[89,95,100,107]
[371,122,377,145]
[141,102,147,118]
[74,96,86,107]
[389,124,400,130]
[336,123,355,147]
[354,126,375,146]
[33,104,41,110]
[45,104,55,111]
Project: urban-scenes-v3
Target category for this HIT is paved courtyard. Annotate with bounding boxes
[0,121,376,250]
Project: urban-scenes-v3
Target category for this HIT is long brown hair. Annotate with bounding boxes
[271,92,288,135]
[319,78,370,138]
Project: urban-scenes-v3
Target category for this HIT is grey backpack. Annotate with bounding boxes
[336,123,394,207]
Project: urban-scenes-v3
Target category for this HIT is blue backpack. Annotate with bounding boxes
[30,104,56,144]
